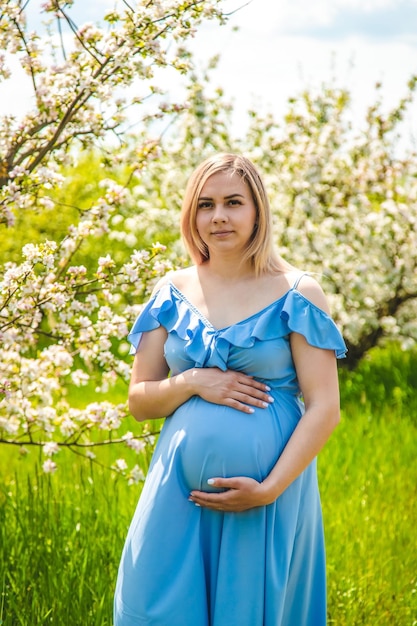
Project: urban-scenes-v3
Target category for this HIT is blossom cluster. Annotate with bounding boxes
[0,212,172,477]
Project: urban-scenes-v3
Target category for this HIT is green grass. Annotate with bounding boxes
[1,353,416,625]
[0,455,131,625]
[322,406,417,625]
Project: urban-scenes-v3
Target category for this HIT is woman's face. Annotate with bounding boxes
[195,171,257,258]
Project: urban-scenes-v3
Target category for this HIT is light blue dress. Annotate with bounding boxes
[114,276,347,626]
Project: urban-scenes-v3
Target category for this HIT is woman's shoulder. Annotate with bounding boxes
[151,267,197,295]
[292,272,330,315]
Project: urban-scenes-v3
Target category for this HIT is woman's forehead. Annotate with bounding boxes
[199,171,249,196]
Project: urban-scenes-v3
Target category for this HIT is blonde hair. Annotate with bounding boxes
[180,153,292,275]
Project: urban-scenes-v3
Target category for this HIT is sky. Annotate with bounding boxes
[1,0,417,146]
[190,0,417,143]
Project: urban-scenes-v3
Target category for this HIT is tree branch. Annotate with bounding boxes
[53,1,104,64]
[0,431,161,448]
[10,15,38,96]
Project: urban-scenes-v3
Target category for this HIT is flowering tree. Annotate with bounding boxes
[0,0,225,479]
[245,81,417,366]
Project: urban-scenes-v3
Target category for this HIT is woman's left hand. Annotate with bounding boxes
[189,476,273,512]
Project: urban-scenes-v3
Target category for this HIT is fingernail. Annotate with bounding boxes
[267,396,274,403]
[207,478,215,485]
[265,385,271,391]
[248,407,255,413]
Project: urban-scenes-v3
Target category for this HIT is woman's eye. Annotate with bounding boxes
[198,201,212,209]
[228,199,241,206]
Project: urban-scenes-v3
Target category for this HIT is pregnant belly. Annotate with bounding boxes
[160,396,295,492]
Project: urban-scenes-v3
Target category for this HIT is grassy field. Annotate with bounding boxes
[1,347,416,625]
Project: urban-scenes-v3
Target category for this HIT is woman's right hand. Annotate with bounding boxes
[186,367,274,413]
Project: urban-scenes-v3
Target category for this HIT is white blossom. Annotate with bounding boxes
[128,464,145,485]
[43,441,60,456]
[42,459,58,473]
[113,458,128,472]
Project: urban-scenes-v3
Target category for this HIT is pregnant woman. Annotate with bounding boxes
[114,153,347,626]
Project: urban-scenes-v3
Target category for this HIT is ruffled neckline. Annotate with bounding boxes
[127,280,348,363]
[168,281,291,333]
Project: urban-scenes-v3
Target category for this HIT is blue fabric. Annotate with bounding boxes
[114,280,347,626]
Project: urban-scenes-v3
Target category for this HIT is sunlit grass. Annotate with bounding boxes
[0,452,138,626]
[322,405,417,625]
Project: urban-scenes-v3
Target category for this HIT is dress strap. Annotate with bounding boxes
[291,272,310,290]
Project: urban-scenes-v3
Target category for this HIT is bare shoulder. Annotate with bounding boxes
[150,273,171,295]
[166,266,198,290]
[151,266,196,295]
[296,274,331,315]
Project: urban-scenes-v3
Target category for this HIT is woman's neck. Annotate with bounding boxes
[198,258,257,283]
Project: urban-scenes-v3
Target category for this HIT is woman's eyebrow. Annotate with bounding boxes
[224,193,245,199]
[198,193,245,200]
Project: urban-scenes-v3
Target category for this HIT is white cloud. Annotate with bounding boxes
[188,1,417,146]
[222,0,417,39]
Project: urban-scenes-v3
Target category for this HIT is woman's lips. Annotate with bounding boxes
[211,230,233,236]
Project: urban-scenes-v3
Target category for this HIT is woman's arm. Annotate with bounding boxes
[128,325,185,421]
[128,325,274,422]
[259,334,341,501]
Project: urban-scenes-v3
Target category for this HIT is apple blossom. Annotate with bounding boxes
[42,459,58,473]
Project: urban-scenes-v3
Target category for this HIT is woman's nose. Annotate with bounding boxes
[212,203,227,221]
